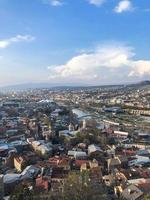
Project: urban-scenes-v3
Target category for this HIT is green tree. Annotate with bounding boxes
[10,186,34,200]
[59,172,109,200]
[144,193,150,200]
[10,173,109,200]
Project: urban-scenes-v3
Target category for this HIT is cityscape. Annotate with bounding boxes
[0,80,150,200]
[0,0,150,200]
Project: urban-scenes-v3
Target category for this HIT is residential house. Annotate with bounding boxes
[88,144,103,158]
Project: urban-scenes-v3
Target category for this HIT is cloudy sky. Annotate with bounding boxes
[0,0,150,86]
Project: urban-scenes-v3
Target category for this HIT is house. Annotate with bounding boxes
[48,156,70,170]
[107,156,121,172]
[14,156,28,172]
[9,140,29,153]
[51,166,69,181]
[73,160,89,170]
[68,150,76,157]
[77,143,87,149]
[103,170,127,187]
[128,155,150,167]
[113,131,129,139]
[74,151,87,160]
[31,140,53,157]
[5,150,16,168]
[68,150,87,159]
[35,176,50,192]
[138,182,150,196]
[121,184,143,200]
[81,160,102,183]
[88,144,103,158]
[5,129,18,137]
[3,174,21,195]
[114,178,150,197]
[59,130,77,138]
[107,155,128,172]
[136,149,150,157]
[128,178,150,186]
[9,151,37,170]
[21,165,41,180]
[119,168,142,180]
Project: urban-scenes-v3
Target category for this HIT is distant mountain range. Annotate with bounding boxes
[128,80,150,88]
[0,83,61,91]
[0,82,88,91]
[0,80,149,91]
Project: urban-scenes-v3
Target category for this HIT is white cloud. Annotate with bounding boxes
[114,0,133,13]
[42,0,63,6]
[129,61,150,77]
[0,35,35,49]
[47,44,150,84]
[88,0,105,6]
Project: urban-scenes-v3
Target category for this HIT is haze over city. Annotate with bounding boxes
[0,0,150,86]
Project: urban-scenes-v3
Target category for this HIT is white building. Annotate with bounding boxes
[88,144,103,156]
[31,140,53,156]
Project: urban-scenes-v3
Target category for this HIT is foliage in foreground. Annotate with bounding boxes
[10,173,109,200]
[144,194,150,200]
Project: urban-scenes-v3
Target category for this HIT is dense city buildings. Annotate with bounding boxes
[0,81,149,199]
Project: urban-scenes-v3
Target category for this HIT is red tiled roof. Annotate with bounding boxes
[137,169,150,178]
[75,160,89,167]
[35,177,49,191]
[48,156,69,166]
[138,182,150,193]
[123,150,136,156]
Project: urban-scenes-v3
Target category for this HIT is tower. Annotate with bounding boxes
[82,119,86,129]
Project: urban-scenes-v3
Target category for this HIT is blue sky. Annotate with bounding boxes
[0,0,150,86]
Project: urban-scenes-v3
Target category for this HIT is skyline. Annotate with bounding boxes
[0,0,150,86]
